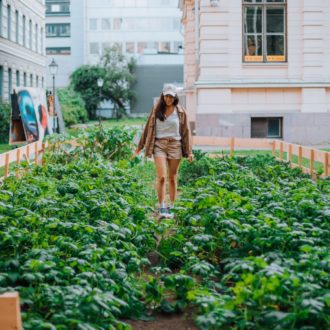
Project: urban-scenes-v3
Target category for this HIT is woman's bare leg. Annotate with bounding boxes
[167,159,181,204]
[154,157,167,205]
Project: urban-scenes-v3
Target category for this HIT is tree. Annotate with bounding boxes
[70,47,136,120]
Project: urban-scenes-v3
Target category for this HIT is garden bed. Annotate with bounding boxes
[0,127,329,329]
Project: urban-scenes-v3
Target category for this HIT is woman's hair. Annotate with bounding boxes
[154,93,179,121]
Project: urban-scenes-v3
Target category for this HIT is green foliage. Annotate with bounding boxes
[179,149,216,186]
[1,124,329,329]
[70,65,104,120]
[57,88,88,126]
[0,102,11,143]
[70,47,136,120]
[45,126,137,164]
[0,127,158,329]
[163,155,330,329]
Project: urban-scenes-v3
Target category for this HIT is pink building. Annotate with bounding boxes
[179,0,330,145]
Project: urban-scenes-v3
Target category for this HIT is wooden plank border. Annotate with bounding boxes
[0,292,22,330]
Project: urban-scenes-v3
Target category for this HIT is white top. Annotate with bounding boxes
[155,108,181,140]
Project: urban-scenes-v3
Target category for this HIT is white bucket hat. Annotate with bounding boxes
[162,84,177,97]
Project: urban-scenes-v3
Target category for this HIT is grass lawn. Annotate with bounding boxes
[209,148,327,173]
[0,144,13,154]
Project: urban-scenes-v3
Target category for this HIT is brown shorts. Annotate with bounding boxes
[153,138,182,159]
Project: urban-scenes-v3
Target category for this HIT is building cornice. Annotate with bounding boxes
[0,37,46,68]
[19,0,46,20]
[195,80,330,89]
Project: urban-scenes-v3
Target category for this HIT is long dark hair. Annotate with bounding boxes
[155,93,179,121]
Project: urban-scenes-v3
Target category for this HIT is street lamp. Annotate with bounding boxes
[48,58,58,133]
[97,77,104,126]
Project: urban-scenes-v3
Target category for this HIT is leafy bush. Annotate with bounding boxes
[57,88,88,127]
[0,102,11,143]
[179,149,216,186]
[0,127,157,330]
[164,155,330,329]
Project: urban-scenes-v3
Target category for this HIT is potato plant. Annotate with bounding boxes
[1,129,329,330]
[158,154,330,330]
[0,127,158,330]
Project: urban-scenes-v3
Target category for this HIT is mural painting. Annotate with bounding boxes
[10,88,53,144]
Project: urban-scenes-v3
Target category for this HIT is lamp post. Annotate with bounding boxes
[48,58,58,133]
[97,77,104,126]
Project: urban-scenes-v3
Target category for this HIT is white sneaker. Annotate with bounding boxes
[158,207,168,219]
[158,207,173,219]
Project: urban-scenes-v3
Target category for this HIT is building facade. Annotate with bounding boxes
[86,0,185,113]
[45,0,184,114]
[179,0,330,145]
[0,0,46,102]
[45,0,84,87]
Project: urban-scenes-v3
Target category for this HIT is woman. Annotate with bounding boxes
[135,84,193,219]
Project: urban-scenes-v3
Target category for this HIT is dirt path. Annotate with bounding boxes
[126,312,198,330]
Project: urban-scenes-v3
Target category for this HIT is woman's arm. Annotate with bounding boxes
[181,108,193,162]
[136,108,154,153]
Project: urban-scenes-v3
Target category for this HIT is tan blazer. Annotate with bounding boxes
[138,105,192,158]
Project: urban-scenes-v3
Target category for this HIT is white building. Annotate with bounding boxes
[0,0,46,101]
[179,0,330,145]
[45,0,184,113]
[45,0,84,88]
[85,0,183,65]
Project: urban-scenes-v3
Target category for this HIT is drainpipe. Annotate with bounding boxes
[195,0,200,80]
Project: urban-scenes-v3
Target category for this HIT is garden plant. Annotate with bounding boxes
[0,127,329,330]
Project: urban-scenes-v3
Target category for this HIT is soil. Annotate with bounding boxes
[126,311,198,330]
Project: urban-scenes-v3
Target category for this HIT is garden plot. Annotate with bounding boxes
[0,127,329,330]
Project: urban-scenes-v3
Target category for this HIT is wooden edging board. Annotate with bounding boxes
[0,292,22,330]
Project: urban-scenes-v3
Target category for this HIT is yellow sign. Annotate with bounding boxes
[267,55,285,62]
[244,56,263,62]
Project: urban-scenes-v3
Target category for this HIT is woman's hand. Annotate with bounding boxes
[130,148,141,160]
[188,153,193,163]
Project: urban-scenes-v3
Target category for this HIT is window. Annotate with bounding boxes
[7,5,11,40]
[125,42,135,54]
[102,18,111,30]
[41,27,44,54]
[46,2,70,15]
[23,15,26,46]
[0,66,3,100]
[30,73,33,87]
[89,18,97,30]
[140,42,157,54]
[137,42,147,54]
[15,10,18,43]
[29,19,32,49]
[36,76,39,88]
[89,42,99,55]
[46,23,70,37]
[35,23,38,52]
[243,0,286,63]
[113,18,122,30]
[16,70,20,86]
[159,41,171,53]
[42,77,44,88]
[8,68,12,98]
[251,117,283,138]
[102,42,111,55]
[46,47,71,55]
[112,42,122,54]
[23,72,27,87]
[0,1,2,37]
